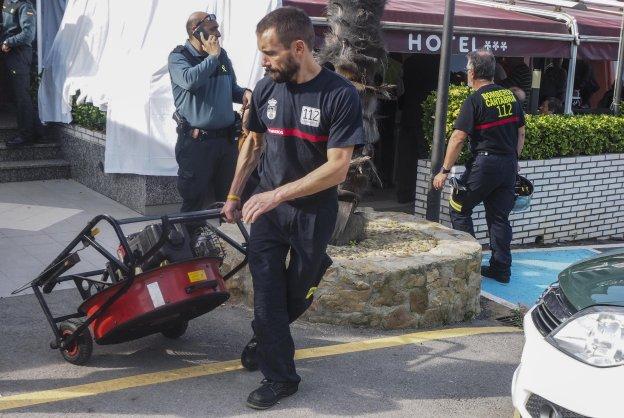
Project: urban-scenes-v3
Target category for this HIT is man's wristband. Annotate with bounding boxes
[440,166,451,174]
[227,194,240,202]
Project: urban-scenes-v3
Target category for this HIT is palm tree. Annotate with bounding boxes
[318,0,390,244]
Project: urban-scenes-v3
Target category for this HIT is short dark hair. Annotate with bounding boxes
[256,6,315,49]
[467,50,496,81]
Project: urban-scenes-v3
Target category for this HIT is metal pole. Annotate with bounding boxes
[564,43,578,114]
[36,0,43,73]
[426,0,456,222]
[612,13,624,114]
[530,69,542,114]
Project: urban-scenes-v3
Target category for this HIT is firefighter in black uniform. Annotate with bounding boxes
[1,0,44,147]
[433,50,526,284]
[222,7,364,410]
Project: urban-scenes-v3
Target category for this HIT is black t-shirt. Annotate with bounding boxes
[248,67,365,205]
[454,84,525,156]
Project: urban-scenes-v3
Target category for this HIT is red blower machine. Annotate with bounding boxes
[12,208,248,365]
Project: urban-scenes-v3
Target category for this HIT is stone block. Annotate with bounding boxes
[409,288,429,314]
[226,210,482,330]
[56,125,181,215]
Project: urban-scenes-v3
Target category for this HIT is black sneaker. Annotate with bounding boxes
[241,336,259,371]
[481,266,511,284]
[246,379,299,410]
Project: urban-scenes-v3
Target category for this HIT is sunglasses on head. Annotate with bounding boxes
[192,13,217,31]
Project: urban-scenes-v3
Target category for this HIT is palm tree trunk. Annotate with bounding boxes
[318,0,389,244]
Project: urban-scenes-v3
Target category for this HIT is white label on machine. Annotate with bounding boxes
[147,282,165,308]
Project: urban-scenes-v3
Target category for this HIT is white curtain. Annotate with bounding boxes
[38,0,67,70]
[39,0,281,176]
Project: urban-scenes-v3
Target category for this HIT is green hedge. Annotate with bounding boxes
[71,92,106,132]
[523,114,624,160]
[422,85,624,163]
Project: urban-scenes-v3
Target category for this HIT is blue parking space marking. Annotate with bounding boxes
[481,248,597,307]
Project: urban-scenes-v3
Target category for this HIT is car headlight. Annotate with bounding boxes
[547,306,624,368]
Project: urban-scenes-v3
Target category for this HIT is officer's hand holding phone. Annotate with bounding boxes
[200,32,221,57]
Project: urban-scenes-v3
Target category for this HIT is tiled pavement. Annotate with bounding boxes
[0,179,144,297]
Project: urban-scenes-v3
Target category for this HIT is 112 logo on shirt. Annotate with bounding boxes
[267,98,277,120]
[300,106,320,127]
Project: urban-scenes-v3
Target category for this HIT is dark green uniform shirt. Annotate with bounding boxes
[168,41,246,130]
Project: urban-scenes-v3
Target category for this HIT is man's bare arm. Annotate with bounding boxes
[432,129,468,190]
[221,131,263,222]
[228,131,264,197]
[442,129,468,170]
[275,146,353,202]
[517,126,525,158]
[241,146,354,223]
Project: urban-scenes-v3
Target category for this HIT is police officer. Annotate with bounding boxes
[222,7,364,410]
[433,50,525,283]
[168,12,251,218]
[1,0,44,147]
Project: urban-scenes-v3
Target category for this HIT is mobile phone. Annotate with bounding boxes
[193,26,210,42]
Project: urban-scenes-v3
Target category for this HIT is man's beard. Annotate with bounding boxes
[267,55,299,83]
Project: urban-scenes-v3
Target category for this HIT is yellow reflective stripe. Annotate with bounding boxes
[306,286,317,299]
[449,197,463,212]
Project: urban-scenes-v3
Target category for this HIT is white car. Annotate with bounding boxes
[512,250,624,418]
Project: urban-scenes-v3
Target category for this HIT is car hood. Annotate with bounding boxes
[559,249,624,311]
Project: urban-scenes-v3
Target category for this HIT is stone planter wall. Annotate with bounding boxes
[414,155,624,245]
[56,124,181,215]
[223,209,482,330]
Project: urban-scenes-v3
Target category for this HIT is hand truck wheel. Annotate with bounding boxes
[59,319,93,365]
[161,320,188,339]
[241,336,259,371]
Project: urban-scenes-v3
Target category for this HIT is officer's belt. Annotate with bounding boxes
[188,125,234,140]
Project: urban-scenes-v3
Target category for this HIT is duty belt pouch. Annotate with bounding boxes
[172,111,190,136]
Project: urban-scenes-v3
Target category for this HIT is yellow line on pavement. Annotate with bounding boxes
[0,326,517,412]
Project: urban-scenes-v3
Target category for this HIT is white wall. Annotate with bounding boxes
[415,155,624,245]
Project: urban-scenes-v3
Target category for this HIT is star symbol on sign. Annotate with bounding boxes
[492,41,500,51]
[501,42,508,51]
[484,41,492,50]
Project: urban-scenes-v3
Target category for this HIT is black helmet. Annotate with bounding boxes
[513,174,533,212]
[449,177,468,213]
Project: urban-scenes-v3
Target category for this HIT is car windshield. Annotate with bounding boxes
[559,250,624,311]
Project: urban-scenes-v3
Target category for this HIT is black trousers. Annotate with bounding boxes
[174,132,237,213]
[248,200,337,383]
[450,154,516,271]
[4,46,42,141]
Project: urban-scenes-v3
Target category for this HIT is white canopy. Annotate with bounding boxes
[39,0,281,176]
